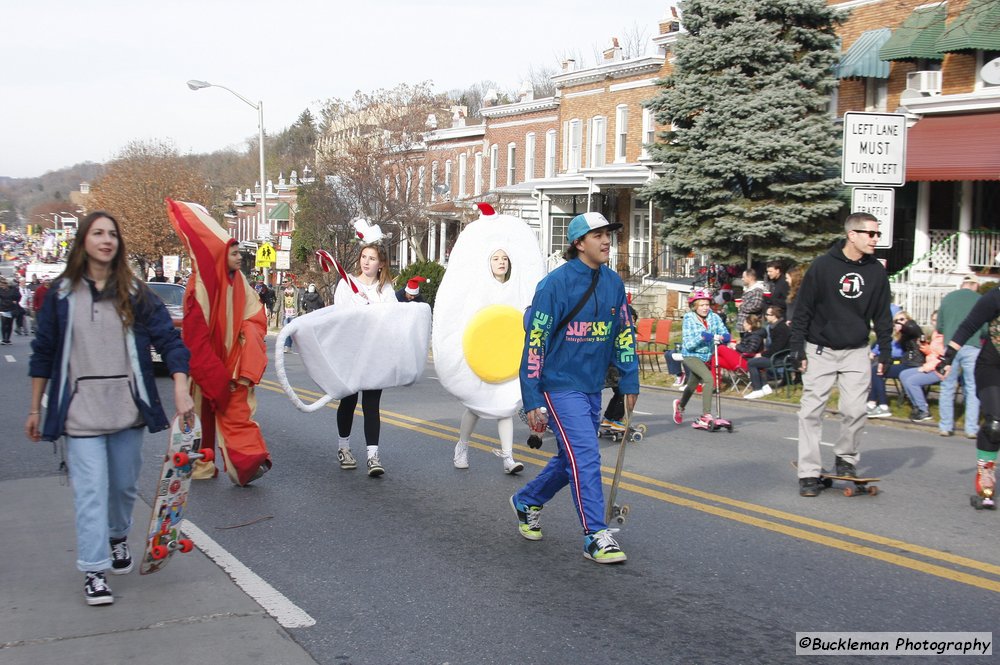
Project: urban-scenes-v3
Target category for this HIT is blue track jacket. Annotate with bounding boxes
[520,258,638,412]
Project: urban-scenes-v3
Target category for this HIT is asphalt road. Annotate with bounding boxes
[2,317,998,664]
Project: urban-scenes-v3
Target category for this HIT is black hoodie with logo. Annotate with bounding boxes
[789,239,893,366]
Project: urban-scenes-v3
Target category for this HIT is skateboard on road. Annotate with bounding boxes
[605,409,635,525]
[598,419,647,443]
[140,415,211,575]
[791,461,880,497]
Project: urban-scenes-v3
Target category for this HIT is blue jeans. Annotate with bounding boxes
[515,391,606,535]
[283,315,295,348]
[66,427,144,572]
[939,345,980,436]
[899,367,941,412]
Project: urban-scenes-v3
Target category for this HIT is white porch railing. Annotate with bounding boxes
[890,230,1000,324]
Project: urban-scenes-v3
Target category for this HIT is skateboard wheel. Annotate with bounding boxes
[636,424,647,434]
[199,448,215,463]
[151,544,169,560]
[631,432,643,443]
[867,485,878,496]
[179,538,194,553]
[173,451,190,467]
[620,504,629,517]
[843,486,855,497]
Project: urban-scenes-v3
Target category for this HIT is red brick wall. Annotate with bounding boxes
[831,0,979,115]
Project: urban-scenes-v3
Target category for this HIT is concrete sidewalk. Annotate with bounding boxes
[0,475,319,665]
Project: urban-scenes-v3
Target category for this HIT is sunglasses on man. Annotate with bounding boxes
[850,229,882,239]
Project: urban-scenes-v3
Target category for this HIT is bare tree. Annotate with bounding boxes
[619,21,652,58]
[315,82,452,264]
[522,65,557,98]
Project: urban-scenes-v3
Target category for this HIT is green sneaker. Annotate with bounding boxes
[509,495,543,541]
[583,529,627,564]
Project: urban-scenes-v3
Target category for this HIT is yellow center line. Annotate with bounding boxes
[258,378,1000,591]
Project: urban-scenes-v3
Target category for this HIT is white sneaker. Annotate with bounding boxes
[744,389,764,400]
[866,404,892,419]
[453,441,469,469]
[761,384,773,396]
[503,456,524,475]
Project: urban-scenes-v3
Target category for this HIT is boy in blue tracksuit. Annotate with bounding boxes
[511,212,639,564]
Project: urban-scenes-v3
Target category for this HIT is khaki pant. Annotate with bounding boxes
[797,343,871,478]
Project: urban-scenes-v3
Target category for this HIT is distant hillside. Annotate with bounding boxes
[0,162,106,219]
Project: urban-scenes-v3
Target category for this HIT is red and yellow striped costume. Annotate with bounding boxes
[166,199,271,485]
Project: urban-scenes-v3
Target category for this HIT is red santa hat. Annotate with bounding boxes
[405,276,427,295]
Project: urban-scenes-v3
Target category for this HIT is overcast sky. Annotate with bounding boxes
[2,0,672,179]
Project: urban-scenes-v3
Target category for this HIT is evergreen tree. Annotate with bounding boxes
[641,0,846,265]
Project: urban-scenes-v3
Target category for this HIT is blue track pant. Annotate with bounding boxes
[514,391,607,535]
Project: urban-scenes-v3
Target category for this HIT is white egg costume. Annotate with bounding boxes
[432,208,545,419]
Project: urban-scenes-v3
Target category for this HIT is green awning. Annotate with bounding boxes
[267,202,290,221]
[936,0,1000,53]
[879,4,947,61]
[838,28,892,79]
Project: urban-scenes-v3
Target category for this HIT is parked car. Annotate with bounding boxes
[146,282,184,369]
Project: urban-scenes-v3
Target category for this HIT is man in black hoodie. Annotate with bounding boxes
[790,212,893,497]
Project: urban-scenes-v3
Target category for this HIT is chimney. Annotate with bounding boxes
[660,6,681,34]
[602,37,622,62]
[451,106,467,127]
[518,82,534,103]
[562,58,576,72]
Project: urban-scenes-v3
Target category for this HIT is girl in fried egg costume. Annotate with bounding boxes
[433,205,545,474]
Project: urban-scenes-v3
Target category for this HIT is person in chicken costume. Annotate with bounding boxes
[433,204,545,473]
[165,199,272,486]
[273,219,432,478]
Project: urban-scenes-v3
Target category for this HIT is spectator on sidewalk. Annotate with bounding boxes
[936,275,985,438]
[736,268,765,333]
[764,261,789,312]
[744,305,790,399]
[899,312,944,423]
[866,308,924,418]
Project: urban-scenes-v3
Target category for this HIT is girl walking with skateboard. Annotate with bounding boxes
[26,211,193,606]
[673,289,731,429]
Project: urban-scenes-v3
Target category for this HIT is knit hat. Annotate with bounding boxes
[405,276,427,295]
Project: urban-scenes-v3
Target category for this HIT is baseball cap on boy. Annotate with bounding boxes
[566,212,622,244]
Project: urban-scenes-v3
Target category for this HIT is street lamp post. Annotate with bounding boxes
[186,79,268,279]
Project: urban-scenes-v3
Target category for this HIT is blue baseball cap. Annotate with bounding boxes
[566,212,622,244]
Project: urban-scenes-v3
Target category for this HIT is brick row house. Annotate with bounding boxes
[832,0,1000,321]
[319,1,998,319]
[379,15,684,314]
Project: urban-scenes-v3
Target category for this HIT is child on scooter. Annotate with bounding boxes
[673,289,731,429]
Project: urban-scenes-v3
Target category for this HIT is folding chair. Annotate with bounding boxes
[634,318,660,375]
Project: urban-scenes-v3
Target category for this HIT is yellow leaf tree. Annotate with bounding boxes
[88,140,208,271]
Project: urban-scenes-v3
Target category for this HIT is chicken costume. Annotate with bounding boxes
[165,199,272,486]
[273,225,432,413]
